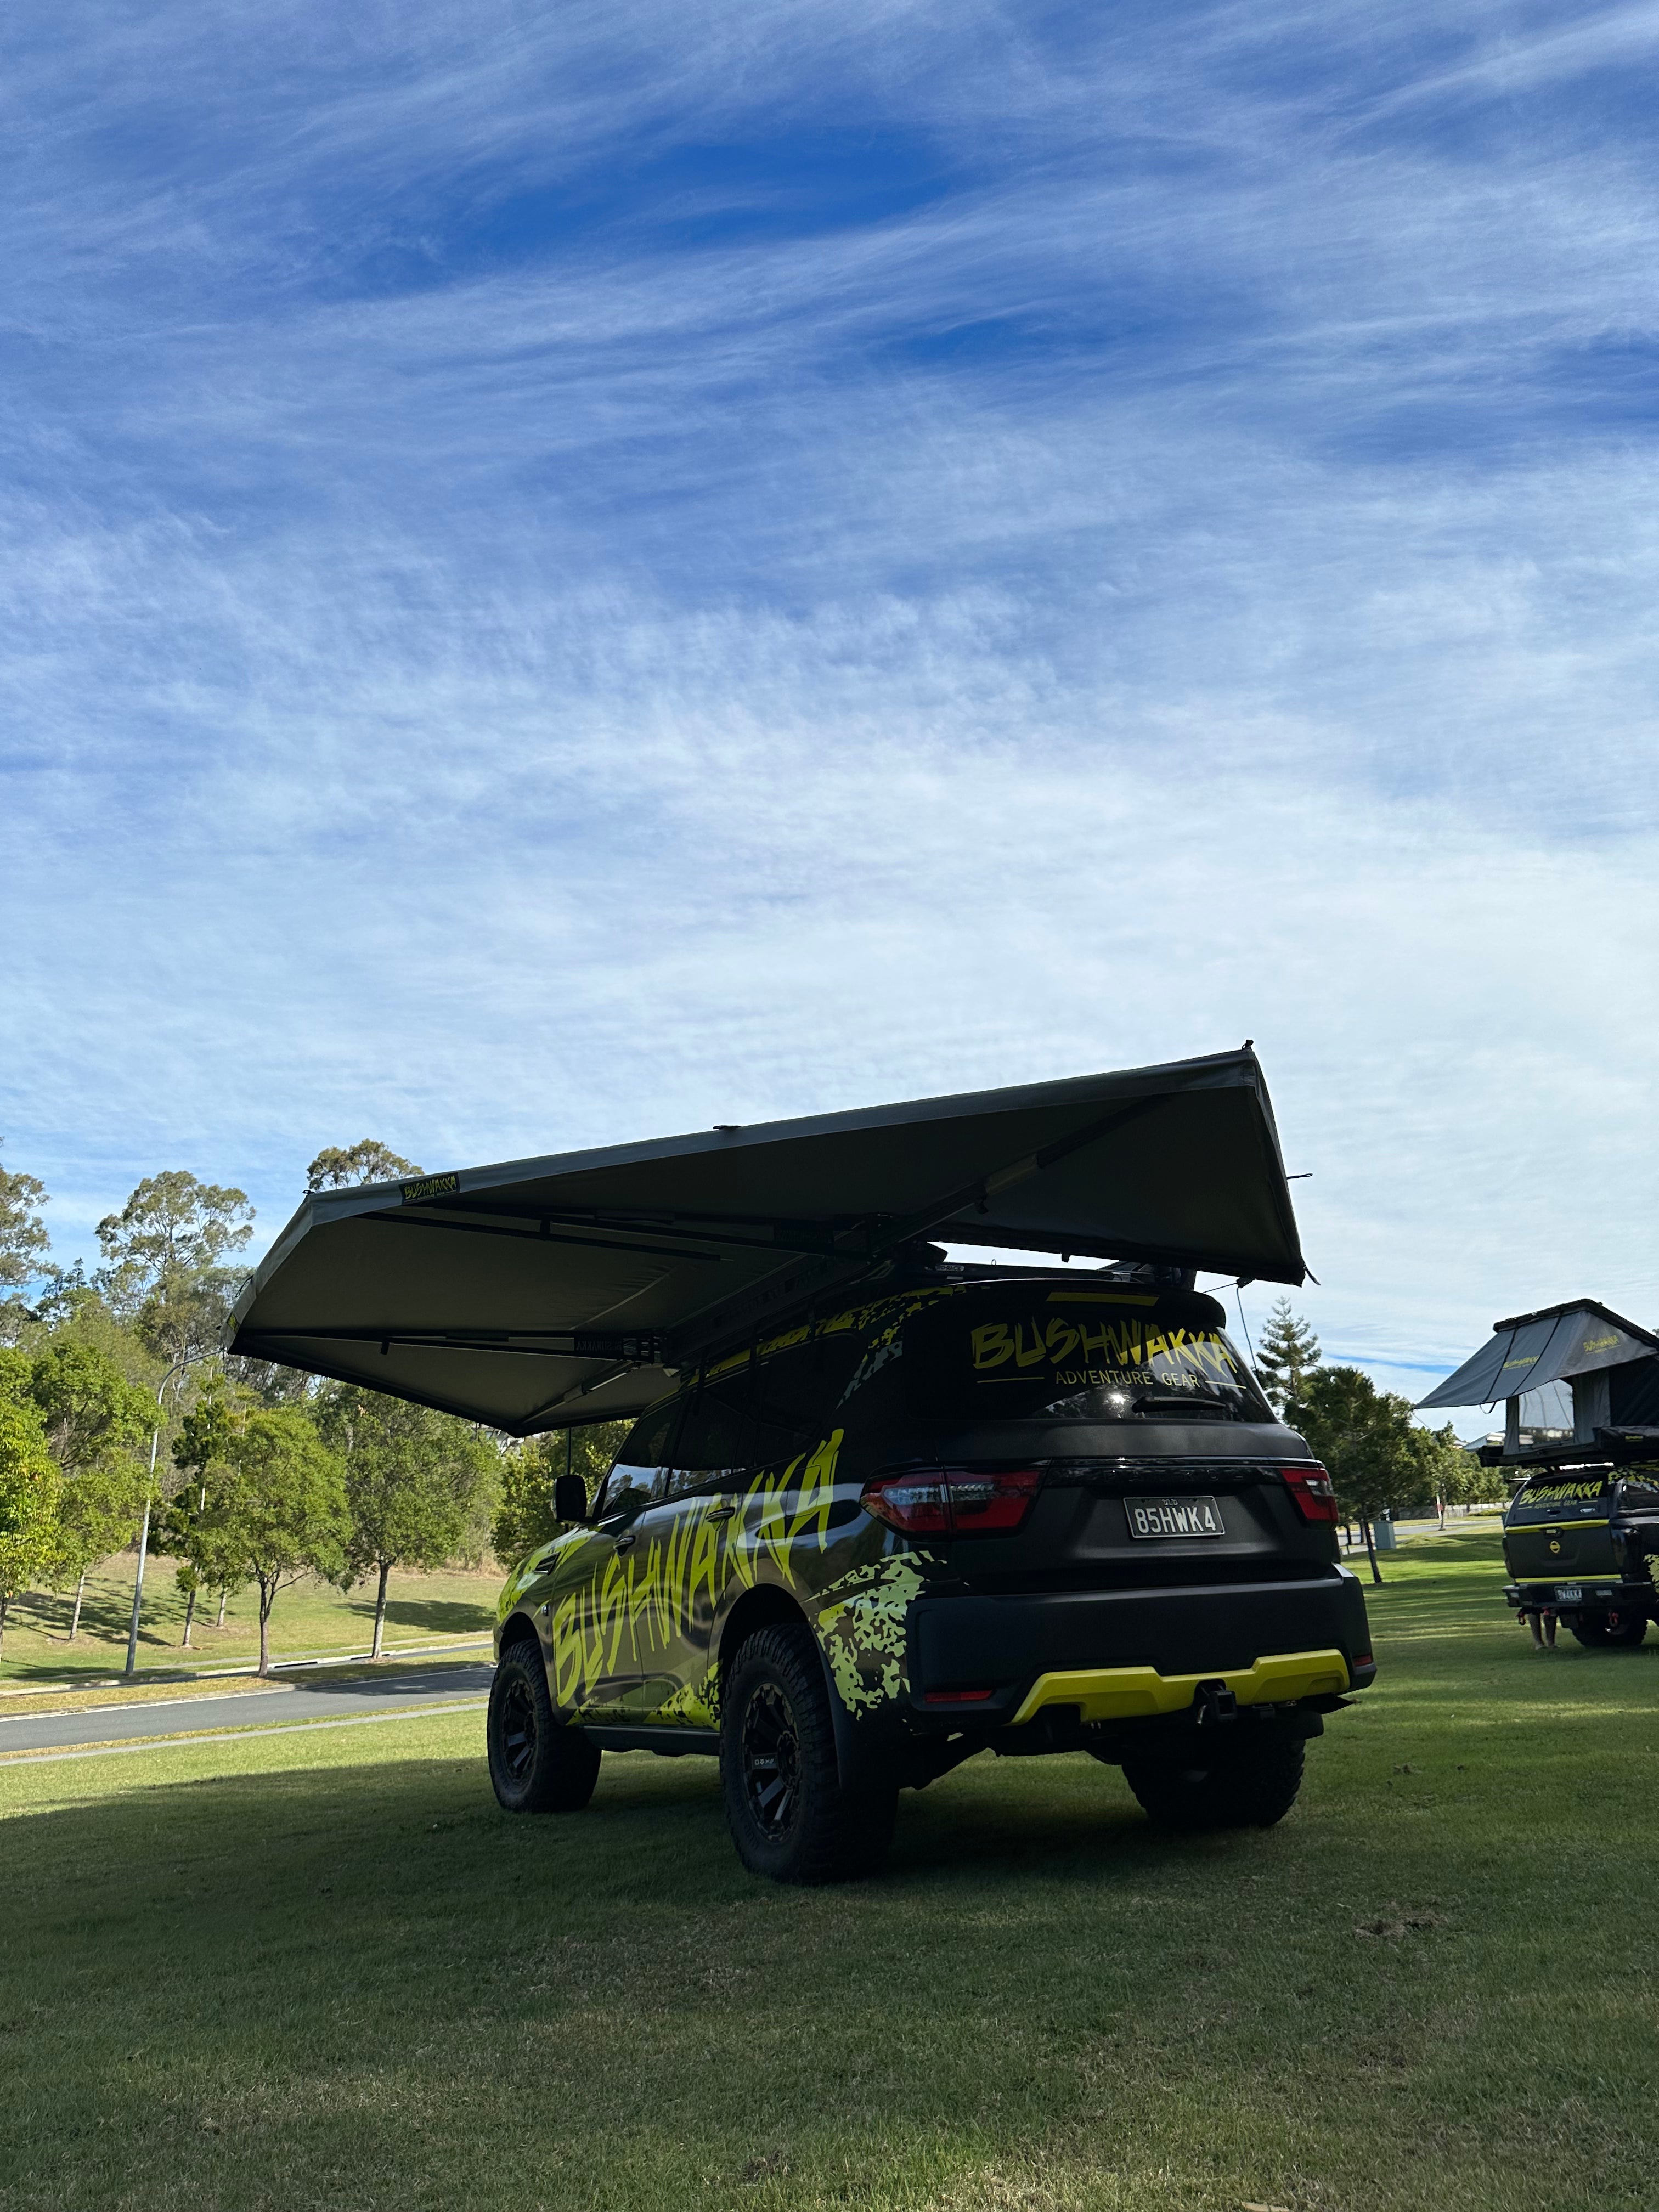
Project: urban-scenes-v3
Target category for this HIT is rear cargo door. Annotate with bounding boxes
[899,1288,1334,1577]
[1012,1458,1322,1574]
[1504,1476,1617,1581]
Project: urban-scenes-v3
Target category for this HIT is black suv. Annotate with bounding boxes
[1503,1469,1659,1647]
[489,1272,1375,1880]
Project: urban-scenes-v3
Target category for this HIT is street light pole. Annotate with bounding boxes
[125,1350,217,1680]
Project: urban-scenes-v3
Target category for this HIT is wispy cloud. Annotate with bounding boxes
[3,0,1657,1411]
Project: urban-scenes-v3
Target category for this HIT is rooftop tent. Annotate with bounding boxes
[229,1047,1306,1435]
[1416,1301,1659,1412]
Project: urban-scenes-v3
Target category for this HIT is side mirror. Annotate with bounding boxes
[554,1474,589,1525]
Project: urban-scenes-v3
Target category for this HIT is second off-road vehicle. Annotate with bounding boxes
[1503,1468,1659,1647]
[489,1267,1375,1880]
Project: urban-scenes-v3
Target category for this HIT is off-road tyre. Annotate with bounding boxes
[1121,1724,1306,1832]
[488,1640,601,1813]
[1568,1613,1650,1649]
[720,1624,897,1884]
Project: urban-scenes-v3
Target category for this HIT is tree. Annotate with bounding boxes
[314,1387,495,1659]
[97,1172,255,1366]
[195,1410,348,1675]
[1456,1450,1511,1510]
[1287,1366,1424,1584]
[165,1379,252,1646]
[26,1339,155,1638]
[0,1142,48,1290]
[29,1281,161,1391]
[0,1394,61,1660]
[1254,1299,1322,1414]
[1404,1419,1472,1528]
[0,1142,49,1343]
[305,1142,421,1193]
[492,1425,624,1564]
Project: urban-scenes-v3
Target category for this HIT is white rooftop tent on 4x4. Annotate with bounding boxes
[229,1047,1306,1434]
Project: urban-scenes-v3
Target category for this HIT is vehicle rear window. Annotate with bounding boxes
[903,1289,1272,1424]
[1506,1476,1613,1526]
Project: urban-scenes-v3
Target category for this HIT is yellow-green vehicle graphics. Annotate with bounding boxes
[496,1291,941,1736]
[495,1277,1376,1765]
[499,1435,928,1729]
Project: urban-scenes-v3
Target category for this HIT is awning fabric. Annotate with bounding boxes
[229,1047,1305,1434]
[1417,1301,1659,1412]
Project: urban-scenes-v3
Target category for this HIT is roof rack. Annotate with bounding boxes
[1477,1427,1659,1471]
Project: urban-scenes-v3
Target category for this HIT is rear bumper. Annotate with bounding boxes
[908,1571,1374,1728]
[1505,1581,1652,1611]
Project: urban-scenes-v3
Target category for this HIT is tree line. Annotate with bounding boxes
[0,1137,623,1669]
[1252,1299,1507,1581]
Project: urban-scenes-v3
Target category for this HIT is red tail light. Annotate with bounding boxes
[1282,1463,1339,1524]
[861,1471,950,1536]
[862,1466,1042,1538]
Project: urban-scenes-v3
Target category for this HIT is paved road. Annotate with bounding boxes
[0,1663,495,1757]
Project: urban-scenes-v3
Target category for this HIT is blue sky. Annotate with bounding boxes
[4,0,1658,1418]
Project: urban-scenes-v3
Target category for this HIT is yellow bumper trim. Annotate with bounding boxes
[1008,1647,1351,1727]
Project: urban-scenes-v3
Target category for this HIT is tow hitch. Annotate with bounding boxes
[1194,1679,1238,1728]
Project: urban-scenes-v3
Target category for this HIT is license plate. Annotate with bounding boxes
[1126,1494,1225,1539]
[1555,1584,1583,1601]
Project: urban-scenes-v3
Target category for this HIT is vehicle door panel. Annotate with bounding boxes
[545,1408,677,1721]
[544,1527,641,1720]
[630,1365,756,1724]
[629,1338,864,1724]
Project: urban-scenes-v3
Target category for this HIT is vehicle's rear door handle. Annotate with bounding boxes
[707,1504,736,1522]
[612,1532,637,1554]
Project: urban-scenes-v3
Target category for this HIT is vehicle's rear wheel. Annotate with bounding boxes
[720,1624,896,1883]
[1568,1613,1650,1649]
[1120,1724,1306,1832]
[488,1641,601,1813]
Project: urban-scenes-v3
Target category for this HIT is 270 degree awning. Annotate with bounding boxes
[1416,1300,1659,1412]
[229,1047,1305,1434]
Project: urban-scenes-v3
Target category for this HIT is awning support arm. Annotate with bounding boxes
[366,1213,724,1265]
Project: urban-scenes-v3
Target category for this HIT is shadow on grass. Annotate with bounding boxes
[3,1742,1182,1917]
[10,1690,1659,2212]
[345,1595,496,1635]
[579,1747,1230,1903]
[2,1587,216,1675]
[0,1746,1362,2210]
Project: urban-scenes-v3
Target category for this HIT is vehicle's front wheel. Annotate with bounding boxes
[488,1641,601,1813]
[720,1624,896,1884]
[1568,1613,1650,1649]
[1120,1724,1306,1832]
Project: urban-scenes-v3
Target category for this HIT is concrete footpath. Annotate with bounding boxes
[0,1663,495,1758]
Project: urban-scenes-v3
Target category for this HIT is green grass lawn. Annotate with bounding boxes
[4,1530,1658,2211]
[0,1555,500,1688]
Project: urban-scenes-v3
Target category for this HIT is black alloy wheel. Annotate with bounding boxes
[498,1671,539,1785]
[740,1679,803,1841]
[488,1640,601,1813]
[720,1624,897,1884]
